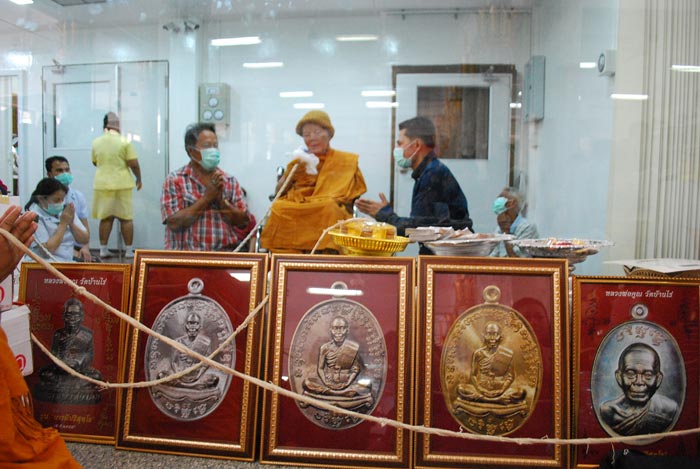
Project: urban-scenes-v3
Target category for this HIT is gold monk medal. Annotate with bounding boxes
[441,285,542,435]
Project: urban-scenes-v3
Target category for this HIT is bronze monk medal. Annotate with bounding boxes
[145,278,235,421]
[441,285,542,435]
[288,282,387,430]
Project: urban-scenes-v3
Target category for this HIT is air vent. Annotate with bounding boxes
[51,0,107,6]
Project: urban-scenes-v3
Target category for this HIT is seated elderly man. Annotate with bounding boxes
[490,187,539,257]
[161,123,255,251]
[259,111,366,253]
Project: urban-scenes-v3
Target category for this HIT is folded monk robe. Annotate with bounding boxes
[0,328,81,468]
[260,148,366,253]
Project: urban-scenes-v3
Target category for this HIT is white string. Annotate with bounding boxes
[3,226,700,447]
[233,163,299,253]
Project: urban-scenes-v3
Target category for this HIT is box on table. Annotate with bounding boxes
[1,305,33,376]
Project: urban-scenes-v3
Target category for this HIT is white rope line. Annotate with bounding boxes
[30,296,268,389]
[3,226,700,447]
[233,163,299,252]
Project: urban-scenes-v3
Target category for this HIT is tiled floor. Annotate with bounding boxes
[67,443,307,469]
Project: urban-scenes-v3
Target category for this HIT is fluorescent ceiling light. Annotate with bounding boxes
[243,61,284,69]
[365,101,397,108]
[671,64,700,72]
[579,62,597,69]
[306,287,363,296]
[361,90,395,97]
[211,36,261,46]
[509,102,522,109]
[294,103,325,110]
[7,51,32,68]
[335,34,378,42]
[9,0,33,4]
[610,93,648,101]
[279,91,313,98]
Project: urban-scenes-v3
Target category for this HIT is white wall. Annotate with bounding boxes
[2,2,630,270]
[0,10,533,249]
[529,0,618,274]
[202,12,532,222]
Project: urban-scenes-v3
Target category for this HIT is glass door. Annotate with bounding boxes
[43,61,169,250]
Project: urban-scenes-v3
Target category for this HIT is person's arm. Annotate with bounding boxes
[355,193,390,218]
[69,208,89,246]
[162,173,221,231]
[374,206,471,236]
[222,178,254,229]
[219,197,250,228]
[75,217,93,261]
[505,219,539,257]
[127,159,142,190]
[41,206,72,253]
[0,206,37,280]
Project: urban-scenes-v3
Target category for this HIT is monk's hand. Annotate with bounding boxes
[0,206,37,279]
[355,193,390,218]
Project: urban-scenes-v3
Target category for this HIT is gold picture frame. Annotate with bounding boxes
[261,254,415,468]
[19,262,132,444]
[116,250,267,460]
[416,256,569,468]
[571,276,700,467]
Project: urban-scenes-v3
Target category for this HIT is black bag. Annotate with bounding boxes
[599,448,699,469]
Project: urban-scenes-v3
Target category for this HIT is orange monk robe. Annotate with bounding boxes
[0,328,81,468]
[260,148,366,252]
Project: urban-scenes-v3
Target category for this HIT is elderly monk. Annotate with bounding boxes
[0,206,80,467]
[260,111,366,253]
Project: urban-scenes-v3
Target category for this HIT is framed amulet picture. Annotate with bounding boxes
[416,256,569,469]
[116,250,267,460]
[572,276,700,468]
[261,254,415,469]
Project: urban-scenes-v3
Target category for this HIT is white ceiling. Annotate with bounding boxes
[1,0,535,34]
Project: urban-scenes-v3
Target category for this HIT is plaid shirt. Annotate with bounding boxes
[161,163,253,251]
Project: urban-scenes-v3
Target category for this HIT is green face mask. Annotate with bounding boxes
[198,148,221,171]
[393,140,417,169]
[45,202,65,216]
[55,172,73,186]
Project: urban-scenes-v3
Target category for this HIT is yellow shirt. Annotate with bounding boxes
[91,130,138,190]
[260,148,366,252]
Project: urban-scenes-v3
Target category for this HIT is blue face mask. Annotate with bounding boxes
[45,202,65,216]
[198,148,220,171]
[54,172,73,186]
[394,140,417,169]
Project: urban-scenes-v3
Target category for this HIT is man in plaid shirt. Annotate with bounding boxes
[161,123,255,251]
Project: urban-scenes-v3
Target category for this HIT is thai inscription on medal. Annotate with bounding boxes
[441,285,542,435]
[145,278,235,421]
